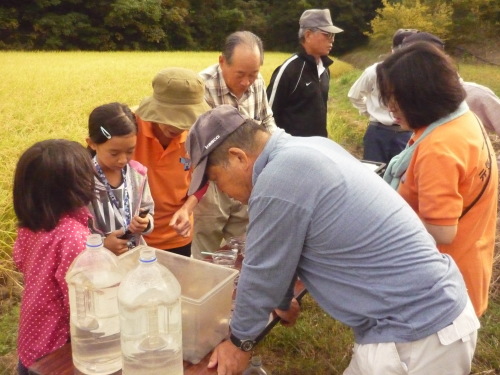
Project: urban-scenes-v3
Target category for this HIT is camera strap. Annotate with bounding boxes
[459,114,493,220]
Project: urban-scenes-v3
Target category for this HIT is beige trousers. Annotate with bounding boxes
[343,298,479,375]
[191,182,248,259]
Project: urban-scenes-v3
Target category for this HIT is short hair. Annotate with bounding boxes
[392,29,419,49]
[298,28,319,43]
[88,102,137,155]
[298,28,308,43]
[222,31,264,66]
[377,42,466,130]
[207,119,267,168]
[13,139,95,231]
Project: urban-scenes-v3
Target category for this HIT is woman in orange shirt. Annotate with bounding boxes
[378,42,498,317]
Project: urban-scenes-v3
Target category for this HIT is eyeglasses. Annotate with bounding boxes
[316,30,335,41]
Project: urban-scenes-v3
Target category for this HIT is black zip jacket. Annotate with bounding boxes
[267,49,333,137]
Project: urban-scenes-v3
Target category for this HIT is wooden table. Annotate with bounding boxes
[29,253,306,375]
[28,343,218,375]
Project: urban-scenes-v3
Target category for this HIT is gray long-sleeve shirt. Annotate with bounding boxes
[231,130,467,344]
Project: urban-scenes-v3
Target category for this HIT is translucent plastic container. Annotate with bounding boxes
[118,248,183,375]
[118,246,238,364]
[65,234,122,375]
[228,235,246,257]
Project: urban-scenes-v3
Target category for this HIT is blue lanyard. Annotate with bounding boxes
[93,158,131,229]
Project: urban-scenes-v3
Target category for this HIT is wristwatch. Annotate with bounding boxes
[229,333,256,352]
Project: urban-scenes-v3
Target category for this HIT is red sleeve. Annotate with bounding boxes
[192,182,209,201]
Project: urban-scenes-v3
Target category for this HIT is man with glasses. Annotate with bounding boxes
[267,8,342,137]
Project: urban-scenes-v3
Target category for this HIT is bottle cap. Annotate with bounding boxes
[86,234,103,247]
[251,356,262,366]
[139,248,157,263]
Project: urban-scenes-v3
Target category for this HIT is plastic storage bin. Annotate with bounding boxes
[118,246,238,364]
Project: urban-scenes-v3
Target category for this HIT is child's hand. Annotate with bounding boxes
[170,208,191,237]
[104,230,129,255]
[127,214,149,234]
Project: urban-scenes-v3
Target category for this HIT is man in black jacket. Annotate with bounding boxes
[267,8,342,137]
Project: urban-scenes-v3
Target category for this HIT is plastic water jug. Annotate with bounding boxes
[65,234,122,375]
[118,248,183,375]
[243,355,269,375]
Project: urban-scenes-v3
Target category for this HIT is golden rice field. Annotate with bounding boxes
[0,51,354,264]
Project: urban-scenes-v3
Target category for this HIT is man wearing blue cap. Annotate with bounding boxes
[186,105,478,375]
[267,9,343,137]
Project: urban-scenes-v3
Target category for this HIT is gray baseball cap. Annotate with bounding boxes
[299,9,343,34]
[186,105,248,195]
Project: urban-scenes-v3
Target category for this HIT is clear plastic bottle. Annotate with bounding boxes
[243,355,269,375]
[118,248,183,375]
[65,234,122,375]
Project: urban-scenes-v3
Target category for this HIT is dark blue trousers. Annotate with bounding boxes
[363,122,412,165]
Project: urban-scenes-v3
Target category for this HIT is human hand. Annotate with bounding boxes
[169,208,191,237]
[127,213,149,234]
[104,230,129,255]
[207,340,251,375]
[275,298,301,327]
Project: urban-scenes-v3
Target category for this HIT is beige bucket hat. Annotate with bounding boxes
[136,67,210,130]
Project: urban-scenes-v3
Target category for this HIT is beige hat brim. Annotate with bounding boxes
[136,96,211,131]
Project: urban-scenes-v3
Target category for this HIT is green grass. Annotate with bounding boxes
[473,299,500,371]
[0,301,19,374]
[327,69,368,157]
[0,51,499,374]
[258,294,354,374]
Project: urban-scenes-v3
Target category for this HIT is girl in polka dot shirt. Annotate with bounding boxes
[13,139,95,374]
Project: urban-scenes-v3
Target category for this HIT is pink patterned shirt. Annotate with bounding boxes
[13,207,91,367]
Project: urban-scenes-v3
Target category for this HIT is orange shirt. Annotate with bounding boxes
[133,116,193,250]
[398,111,498,316]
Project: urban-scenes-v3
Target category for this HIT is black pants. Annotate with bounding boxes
[163,243,191,257]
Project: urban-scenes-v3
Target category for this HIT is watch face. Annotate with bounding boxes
[241,340,255,352]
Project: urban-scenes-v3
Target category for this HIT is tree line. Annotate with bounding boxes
[0,0,497,53]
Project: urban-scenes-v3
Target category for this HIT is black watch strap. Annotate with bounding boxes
[229,333,256,352]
